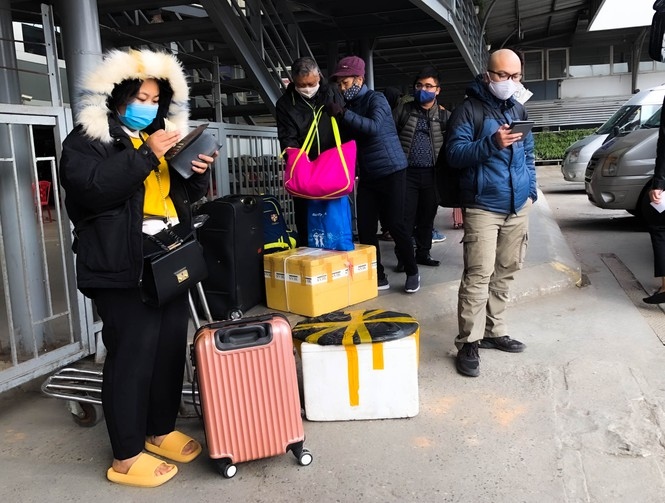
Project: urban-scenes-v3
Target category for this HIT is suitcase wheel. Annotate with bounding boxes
[215,458,237,478]
[297,449,313,467]
[288,440,313,467]
[228,309,243,320]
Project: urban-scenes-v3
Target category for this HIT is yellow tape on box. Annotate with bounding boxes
[263,245,377,317]
[293,309,419,421]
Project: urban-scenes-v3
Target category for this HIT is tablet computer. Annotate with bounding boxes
[165,124,222,179]
[509,120,535,135]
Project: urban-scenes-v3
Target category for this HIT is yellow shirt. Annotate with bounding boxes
[130,136,177,220]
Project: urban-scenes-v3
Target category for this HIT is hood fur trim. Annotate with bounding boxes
[77,49,190,143]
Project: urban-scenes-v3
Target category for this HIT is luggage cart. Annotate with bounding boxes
[41,282,214,426]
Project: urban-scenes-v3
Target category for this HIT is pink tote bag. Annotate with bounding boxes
[284,112,356,199]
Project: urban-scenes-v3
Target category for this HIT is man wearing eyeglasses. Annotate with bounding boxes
[393,66,450,272]
[446,49,537,377]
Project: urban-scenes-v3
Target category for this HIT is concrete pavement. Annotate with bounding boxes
[4,166,665,502]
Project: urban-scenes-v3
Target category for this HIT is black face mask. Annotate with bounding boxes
[343,82,362,101]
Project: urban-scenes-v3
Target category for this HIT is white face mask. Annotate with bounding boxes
[296,84,320,99]
[487,75,519,101]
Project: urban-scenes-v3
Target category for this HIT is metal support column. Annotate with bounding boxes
[360,39,375,90]
[56,0,103,120]
[632,28,649,94]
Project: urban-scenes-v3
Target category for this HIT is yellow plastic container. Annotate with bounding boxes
[263,245,377,317]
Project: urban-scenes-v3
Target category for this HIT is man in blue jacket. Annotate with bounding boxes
[327,56,420,293]
[446,49,537,377]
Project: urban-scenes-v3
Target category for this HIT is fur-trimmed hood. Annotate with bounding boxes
[76,49,189,143]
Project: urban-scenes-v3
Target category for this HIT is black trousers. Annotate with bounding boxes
[293,196,308,246]
[650,228,665,277]
[640,191,665,277]
[356,169,418,277]
[404,167,438,258]
[92,287,189,460]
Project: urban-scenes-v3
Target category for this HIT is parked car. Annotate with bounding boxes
[561,85,665,181]
[584,108,661,216]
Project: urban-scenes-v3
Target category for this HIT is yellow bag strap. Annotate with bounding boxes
[286,114,354,200]
[301,108,323,155]
[330,116,351,192]
[286,108,322,175]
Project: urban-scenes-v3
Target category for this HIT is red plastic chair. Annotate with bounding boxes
[38,180,52,223]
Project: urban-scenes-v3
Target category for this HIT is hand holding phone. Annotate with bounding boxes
[508,120,535,135]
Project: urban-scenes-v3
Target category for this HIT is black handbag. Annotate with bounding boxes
[141,225,208,307]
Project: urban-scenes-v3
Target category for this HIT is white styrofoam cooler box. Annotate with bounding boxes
[298,333,419,421]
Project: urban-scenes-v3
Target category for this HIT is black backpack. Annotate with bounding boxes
[435,97,484,208]
[260,194,297,254]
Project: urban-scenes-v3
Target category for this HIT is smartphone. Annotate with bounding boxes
[509,120,535,135]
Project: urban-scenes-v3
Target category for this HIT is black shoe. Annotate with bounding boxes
[416,255,440,267]
[377,275,390,291]
[478,336,526,353]
[456,342,480,377]
[404,273,420,293]
[644,290,665,304]
[394,262,405,273]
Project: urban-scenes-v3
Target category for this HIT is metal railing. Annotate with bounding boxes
[0,105,94,393]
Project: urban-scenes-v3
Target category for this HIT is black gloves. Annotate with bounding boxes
[325,101,345,119]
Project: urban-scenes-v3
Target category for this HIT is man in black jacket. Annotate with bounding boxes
[276,56,343,242]
[393,66,450,270]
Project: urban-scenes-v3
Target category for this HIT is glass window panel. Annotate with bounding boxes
[524,51,543,81]
[612,44,631,74]
[639,43,656,72]
[547,49,567,79]
[569,45,610,77]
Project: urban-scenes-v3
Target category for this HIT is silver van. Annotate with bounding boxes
[561,85,665,181]
[584,108,661,214]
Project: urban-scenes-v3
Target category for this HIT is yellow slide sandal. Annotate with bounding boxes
[145,430,202,463]
[106,452,177,488]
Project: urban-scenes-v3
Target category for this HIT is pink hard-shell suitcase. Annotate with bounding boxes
[193,313,312,478]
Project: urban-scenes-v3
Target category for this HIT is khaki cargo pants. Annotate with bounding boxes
[454,201,532,349]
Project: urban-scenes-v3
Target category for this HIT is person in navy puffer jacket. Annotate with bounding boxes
[446,49,537,377]
[327,56,420,294]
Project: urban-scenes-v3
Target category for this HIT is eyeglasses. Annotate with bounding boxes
[414,83,439,90]
[487,70,523,81]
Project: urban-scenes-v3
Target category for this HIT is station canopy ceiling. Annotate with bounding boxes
[9,0,651,108]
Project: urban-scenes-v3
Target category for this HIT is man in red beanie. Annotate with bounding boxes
[327,56,420,294]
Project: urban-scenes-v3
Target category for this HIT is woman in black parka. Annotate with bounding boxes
[59,49,214,488]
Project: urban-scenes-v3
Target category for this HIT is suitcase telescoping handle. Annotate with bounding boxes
[215,323,273,351]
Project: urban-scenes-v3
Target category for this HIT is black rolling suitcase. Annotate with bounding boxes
[196,194,264,319]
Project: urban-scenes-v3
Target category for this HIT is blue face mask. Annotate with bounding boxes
[118,102,159,131]
[414,89,436,105]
